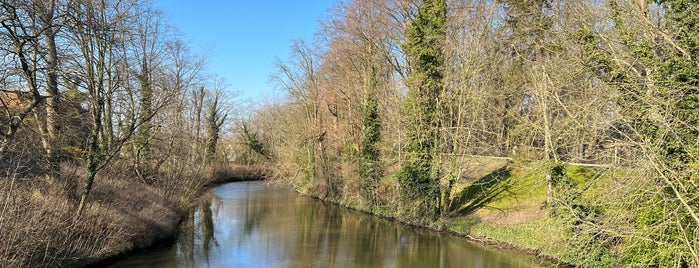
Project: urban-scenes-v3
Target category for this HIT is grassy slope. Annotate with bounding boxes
[443,159,617,266]
[279,154,623,266]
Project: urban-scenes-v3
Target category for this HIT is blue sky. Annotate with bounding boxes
[154,1,336,101]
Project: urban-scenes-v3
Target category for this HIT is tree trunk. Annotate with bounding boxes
[77,96,104,216]
[42,0,60,177]
[194,87,205,160]
[542,90,554,204]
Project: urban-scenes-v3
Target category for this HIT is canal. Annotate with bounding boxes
[107,181,548,267]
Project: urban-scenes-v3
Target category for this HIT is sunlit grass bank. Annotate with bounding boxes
[298,158,625,266]
[442,160,628,266]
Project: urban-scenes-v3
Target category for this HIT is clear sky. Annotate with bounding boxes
[154,1,336,102]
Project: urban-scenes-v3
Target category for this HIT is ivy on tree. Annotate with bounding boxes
[398,0,446,221]
[359,67,382,207]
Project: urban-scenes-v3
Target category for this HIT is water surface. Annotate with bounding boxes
[107,182,548,267]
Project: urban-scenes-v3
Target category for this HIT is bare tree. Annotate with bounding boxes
[0,1,52,155]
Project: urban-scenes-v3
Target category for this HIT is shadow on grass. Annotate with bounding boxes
[449,166,513,216]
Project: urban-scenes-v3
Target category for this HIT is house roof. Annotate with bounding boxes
[0,90,31,108]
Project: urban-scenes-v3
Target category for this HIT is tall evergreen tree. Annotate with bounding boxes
[398,0,446,221]
[359,67,382,207]
[206,92,227,164]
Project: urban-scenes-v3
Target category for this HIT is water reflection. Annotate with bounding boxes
[107,182,547,268]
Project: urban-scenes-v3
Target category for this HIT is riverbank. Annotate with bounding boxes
[0,162,265,267]
[304,191,573,267]
[308,195,573,267]
[104,181,552,267]
[86,164,268,267]
[288,159,617,267]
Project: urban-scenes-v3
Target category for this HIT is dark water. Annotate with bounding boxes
[107,182,549,268]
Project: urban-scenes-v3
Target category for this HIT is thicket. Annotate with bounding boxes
[250,0,699,266]
[0,0,240,266]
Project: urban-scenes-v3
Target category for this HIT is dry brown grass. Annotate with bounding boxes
[0,161,212,267]
[471,201,548,225]
[209,164,267,185]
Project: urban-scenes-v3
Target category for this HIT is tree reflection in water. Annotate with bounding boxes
[107,182,548,268]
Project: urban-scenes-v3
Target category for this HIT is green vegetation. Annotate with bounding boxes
[576,0,699,265]
[3,0,699,266]
[252,0,699,266]
[447,161,626,266]
[359,84,382,207]
[398,0,447,221]
[206,92,227,164]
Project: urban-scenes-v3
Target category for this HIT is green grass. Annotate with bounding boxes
[468,218,571,258]
[445,217,480,233]
[488,160,548,209]
[449,159,549,215]
[443,159,628,266]
[299,157,632,266]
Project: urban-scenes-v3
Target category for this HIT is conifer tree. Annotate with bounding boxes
[359,67,382,207]
[206,92,227,164]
